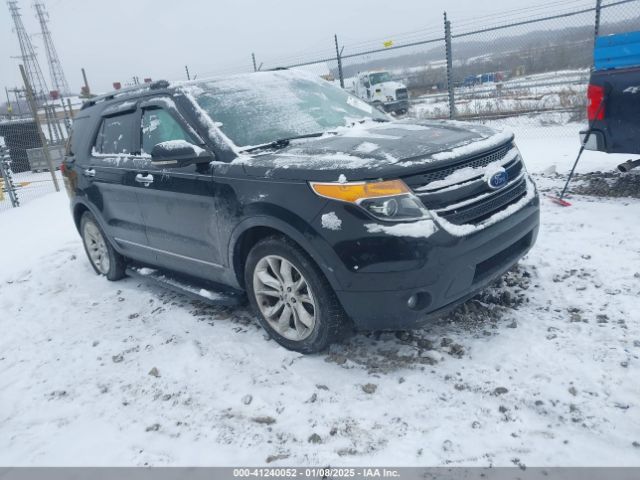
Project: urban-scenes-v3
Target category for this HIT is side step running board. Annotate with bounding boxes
[126,266,245,307]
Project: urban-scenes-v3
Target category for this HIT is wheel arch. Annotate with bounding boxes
[71,200,126,256]
[72,201,91,232]
[229,217,342,293]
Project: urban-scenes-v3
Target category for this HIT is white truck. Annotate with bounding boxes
[353,71,409,114]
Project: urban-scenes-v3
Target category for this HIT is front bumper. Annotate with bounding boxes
[383,99,409,113]
[311,191,540,330]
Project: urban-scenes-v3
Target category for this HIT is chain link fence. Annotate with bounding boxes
[600,0,640,34]
[0,70,68,212]
[2,0,638,215]
[251,0,639,137]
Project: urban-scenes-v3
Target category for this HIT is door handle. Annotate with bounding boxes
[83,168,96,177]
[135,173,154,185]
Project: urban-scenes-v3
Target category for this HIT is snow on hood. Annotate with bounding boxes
[240,119,514,181]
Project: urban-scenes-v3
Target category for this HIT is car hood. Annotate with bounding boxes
[238,119,514,182]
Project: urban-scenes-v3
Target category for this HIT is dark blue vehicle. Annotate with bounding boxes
[582,31,640,169]
[61,70,539,353]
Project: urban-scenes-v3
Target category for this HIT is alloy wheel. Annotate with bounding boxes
[252,255,316,341]
[83,221,110,275]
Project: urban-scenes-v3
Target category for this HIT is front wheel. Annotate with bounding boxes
[245,236,350,353]
[80,212,126,281]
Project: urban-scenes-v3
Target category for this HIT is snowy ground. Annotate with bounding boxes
[1,124,639,466]
[410,69,588,120]
[0,170,62,212]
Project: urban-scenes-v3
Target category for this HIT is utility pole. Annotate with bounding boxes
[185,65,191,80]
[252,53,257,72]
[81,67,91,97]
[34,1,70,95]
[444,12,456,119]
[334,34,344,88]
[594,0,602,49]
[7,1,50,101]
[20,64,60,192]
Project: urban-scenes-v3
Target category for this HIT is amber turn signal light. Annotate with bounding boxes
[310,179,410,203]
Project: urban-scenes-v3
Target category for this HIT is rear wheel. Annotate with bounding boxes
[245,236,350,353]
[80,212,126,281]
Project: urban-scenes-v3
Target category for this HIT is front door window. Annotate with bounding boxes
[141,108,195,155]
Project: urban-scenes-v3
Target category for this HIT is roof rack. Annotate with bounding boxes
[150,79,170,90]
[81,80,170,110]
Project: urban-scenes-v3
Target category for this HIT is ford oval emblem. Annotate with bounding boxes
[487,168,509,189]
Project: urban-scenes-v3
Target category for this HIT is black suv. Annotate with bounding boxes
[62,70,539,353]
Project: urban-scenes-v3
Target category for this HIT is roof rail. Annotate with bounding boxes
[150,79,170,90]
[81,81,169,110]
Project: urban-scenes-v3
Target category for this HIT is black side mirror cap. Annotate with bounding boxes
[150,140,214,168]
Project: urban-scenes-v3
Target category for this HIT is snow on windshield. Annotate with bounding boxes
[181,70,388,148]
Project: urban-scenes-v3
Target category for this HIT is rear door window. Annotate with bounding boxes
[94,112,137,155]
[141,108,195,155]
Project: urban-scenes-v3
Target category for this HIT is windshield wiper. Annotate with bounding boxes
[240,132,330,153]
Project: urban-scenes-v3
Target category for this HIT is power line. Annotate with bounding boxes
[452,0,595,29]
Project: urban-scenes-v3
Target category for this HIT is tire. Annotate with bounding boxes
[80,211,126,281]
[245,236,350,353]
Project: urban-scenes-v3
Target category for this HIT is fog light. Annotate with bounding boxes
[407,294,418,309]
[407,292,432,311]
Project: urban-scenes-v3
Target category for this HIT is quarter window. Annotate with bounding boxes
[94,112,137,155]
[141,108,194,154]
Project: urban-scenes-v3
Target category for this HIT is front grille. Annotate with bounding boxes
[403,142,529,227]
[406,143,513,186]
[395,88,408,100]
[437,177,527,225]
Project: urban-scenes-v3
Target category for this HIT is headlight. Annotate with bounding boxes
[310,179,431,222]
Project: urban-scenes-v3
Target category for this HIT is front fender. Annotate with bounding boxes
[226,206,344,292]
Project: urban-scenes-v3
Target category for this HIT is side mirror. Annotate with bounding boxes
[150,140,214,168]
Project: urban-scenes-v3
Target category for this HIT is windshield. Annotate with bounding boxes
[369,72,392,85]
[184,70,388,148]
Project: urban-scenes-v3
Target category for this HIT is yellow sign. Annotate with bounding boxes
[383,40,393,48]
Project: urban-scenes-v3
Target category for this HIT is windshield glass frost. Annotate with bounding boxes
[186,70,387,148]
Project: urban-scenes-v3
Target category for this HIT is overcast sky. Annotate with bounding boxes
[1,0,591,95]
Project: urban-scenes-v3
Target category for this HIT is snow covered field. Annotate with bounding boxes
[411,69,589,120]
[1,124,639,466]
